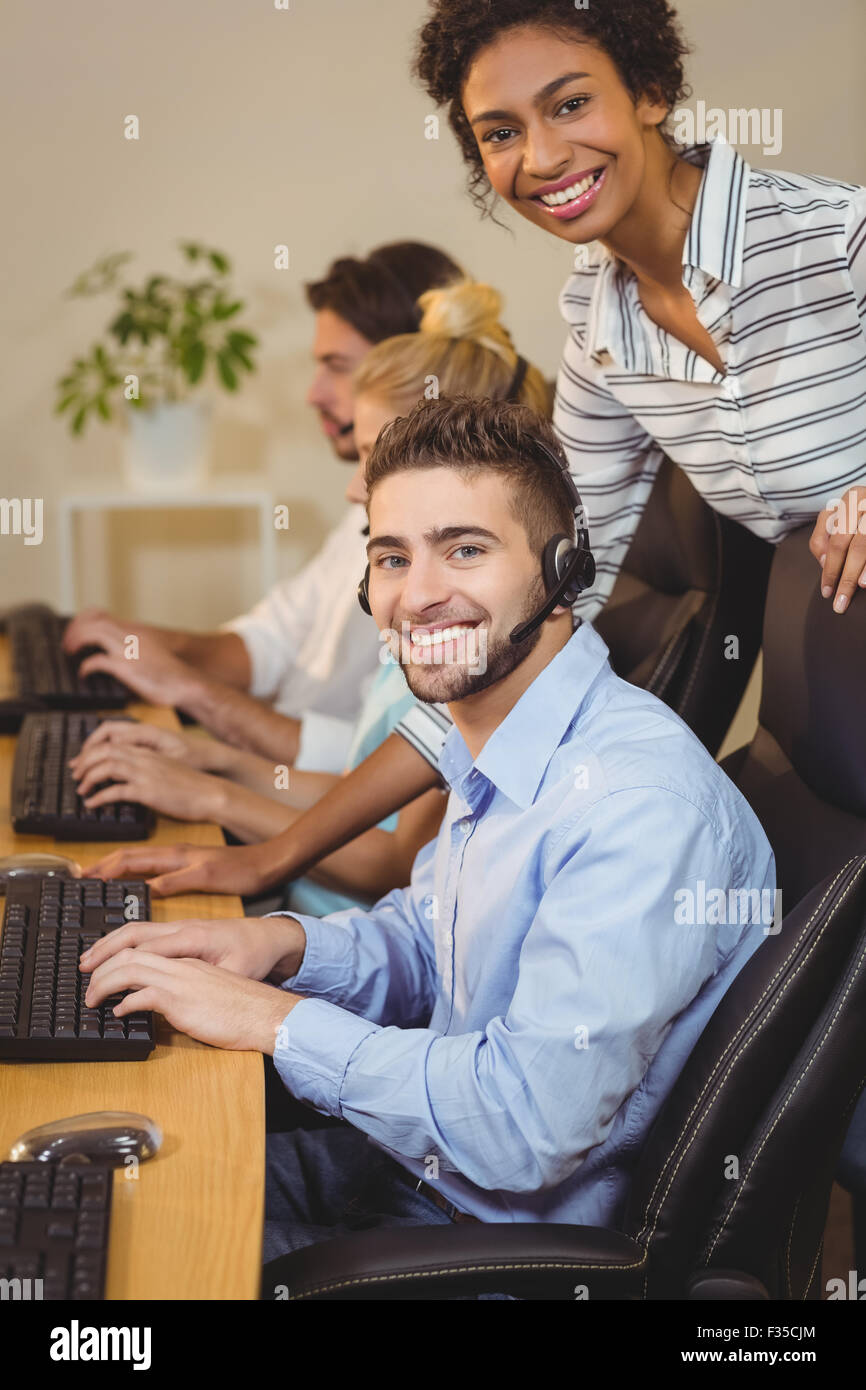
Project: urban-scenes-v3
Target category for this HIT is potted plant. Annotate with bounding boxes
[55,242,259,492]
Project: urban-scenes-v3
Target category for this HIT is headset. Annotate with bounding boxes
[356,425,595,646]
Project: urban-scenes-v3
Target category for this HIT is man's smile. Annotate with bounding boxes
[408,619,481,650]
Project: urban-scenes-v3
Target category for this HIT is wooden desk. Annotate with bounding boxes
[0,649,264,1300]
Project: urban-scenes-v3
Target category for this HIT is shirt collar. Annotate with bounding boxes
[439,622,611,812]
[681,138,750,289]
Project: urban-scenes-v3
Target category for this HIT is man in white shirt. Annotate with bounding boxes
[62,242,463,771]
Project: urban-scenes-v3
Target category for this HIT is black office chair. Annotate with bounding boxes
[719,523,866,1269]
[720,525,866,908]
[261,526,866,1300]
[595,455,773,755]
[262,860,866,1299]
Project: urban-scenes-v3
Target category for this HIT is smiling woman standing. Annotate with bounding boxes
[411,0,866,1259]
[414,0,866,617]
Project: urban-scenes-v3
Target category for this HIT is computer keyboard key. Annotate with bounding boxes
[47,1220,76,1240]
[23,1189,49,1209]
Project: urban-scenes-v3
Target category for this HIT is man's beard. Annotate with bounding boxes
[401,574,547,705]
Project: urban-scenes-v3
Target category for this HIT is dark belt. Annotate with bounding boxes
[395,1167,480,1224]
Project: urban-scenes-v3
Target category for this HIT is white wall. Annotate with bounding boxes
[2,0,864,628]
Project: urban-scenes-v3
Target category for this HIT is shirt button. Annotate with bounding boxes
[458,818,472,834]
[722,377,740,399]
[572,244,591,270]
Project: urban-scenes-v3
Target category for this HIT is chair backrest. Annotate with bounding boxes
[720,524,866,908]
[623,857,866,1299]
[595,455,773,754]
[623,531,866,1296]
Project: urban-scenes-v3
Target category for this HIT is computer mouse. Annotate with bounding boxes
[0,852,81,886]
[6,1112,162,1166]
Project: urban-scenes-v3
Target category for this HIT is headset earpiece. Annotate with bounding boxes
[357,564,372,616]
[540,535,595,610]
[542,536,574,603]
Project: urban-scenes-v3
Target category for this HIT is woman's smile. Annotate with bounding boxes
[527,164,608,221]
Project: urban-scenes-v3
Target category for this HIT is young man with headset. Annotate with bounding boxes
[80,396,775,1261]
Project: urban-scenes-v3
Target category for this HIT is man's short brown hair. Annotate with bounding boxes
[304,242,463,345]
[364,395,576,555]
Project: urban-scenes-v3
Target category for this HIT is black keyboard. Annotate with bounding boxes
[0,876,155,1061]
[12,711,155,841]
[0,1160,111,1299]
[0,605,131,731]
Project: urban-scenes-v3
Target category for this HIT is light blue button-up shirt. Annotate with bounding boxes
[272,623,775,1228]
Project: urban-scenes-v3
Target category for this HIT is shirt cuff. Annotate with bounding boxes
[294,710,355,773]
[265,912,359,1003]
[273,997,379,1117]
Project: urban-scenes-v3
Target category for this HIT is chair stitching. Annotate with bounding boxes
[797,1075,866,1300]
[646,626,686,694]
[635,861,862,1244]
[638,868,861,1247]
[679,578,718,717]
[802,1238,823,1302]
[679,507,722,716]
[637,863,856,1236]
[785,1194,801,1298]
[786,1070,866,1300]
[285,1249,649,1300]
[704,941,866,1260]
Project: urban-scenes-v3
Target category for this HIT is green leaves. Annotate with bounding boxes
[225,329,256,371]
[65,250,134,299]
[181,339,207,385]
[212,299,242,320]
[179,242,231,275]
[216,350,238,391]
[54,340,123,433]
[56,242,258,433]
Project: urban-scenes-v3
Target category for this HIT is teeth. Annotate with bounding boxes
[539,171,599,206]
[411,624,476,648]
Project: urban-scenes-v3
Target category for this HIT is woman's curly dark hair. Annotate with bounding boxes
[413,0,691,217]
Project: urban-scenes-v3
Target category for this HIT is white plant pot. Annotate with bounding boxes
[122,400,210,494]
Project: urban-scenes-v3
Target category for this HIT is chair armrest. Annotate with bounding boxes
[262,1222,647,1301]
[687,1269,770,1300]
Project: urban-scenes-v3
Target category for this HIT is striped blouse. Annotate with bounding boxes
[396,136,866,770]
[556,136,866,622]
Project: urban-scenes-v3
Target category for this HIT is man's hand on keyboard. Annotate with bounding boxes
[82,946,303,1054]
[71,743,228,823]
[85,841,267,896]
[80,914,306,986]
[64,611,203,708]
[70,717,229,773]
[63,608,168,657]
